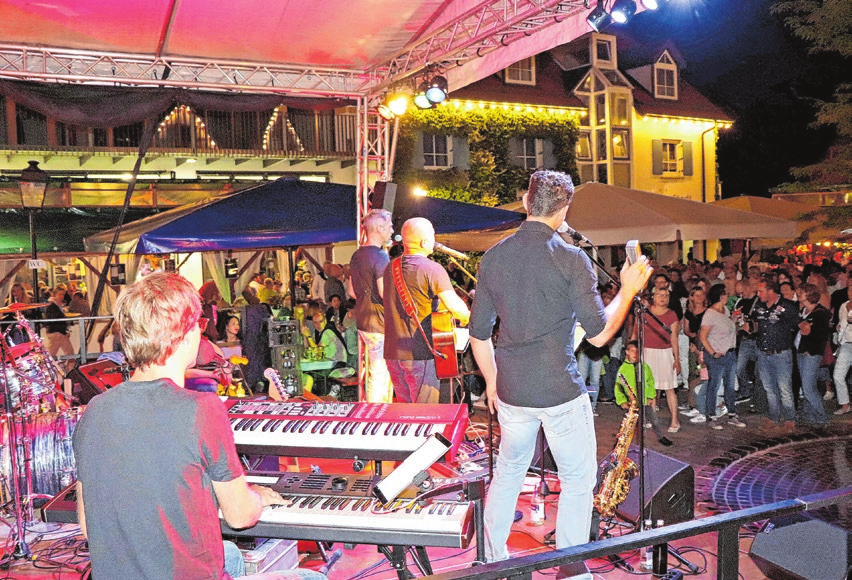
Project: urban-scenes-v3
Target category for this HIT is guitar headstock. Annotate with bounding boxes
[263,368,288,401]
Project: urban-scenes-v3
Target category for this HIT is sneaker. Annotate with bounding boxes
[710,418,724,430]
[644,422,653,429]
[680,408,701,417]
[658,437,674,447]
[677,403,691,411]
[727,415,747,428]
[689,414,707,424]
[824,391,835,401]
[715,405,728,418]
[736,394,752,403]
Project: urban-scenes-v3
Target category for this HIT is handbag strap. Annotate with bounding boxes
[390,257,445,360]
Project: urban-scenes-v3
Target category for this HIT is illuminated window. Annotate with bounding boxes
[610,94,630,126]
[662,141,679,173]
[654,52,678,99]
[423,133,452,168]
[612,129,630,159]
[577,133,592,160]
[652,139,693,177]
[505,57,536,86]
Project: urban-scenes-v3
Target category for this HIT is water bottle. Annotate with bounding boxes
[640,520,653,570]
[530,483,545,525]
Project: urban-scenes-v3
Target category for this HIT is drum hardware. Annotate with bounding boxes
[0,311,81,562]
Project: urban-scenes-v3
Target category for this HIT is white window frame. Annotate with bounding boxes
[505,56,536,86]
[662,140,682,175]
[423,133,453,168]
[595,38,613,65]
[576,132,592,160]
[654,53,678,99]
[517,137,544,170]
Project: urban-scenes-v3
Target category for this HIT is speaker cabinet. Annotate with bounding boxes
[611,446,694,525]
[371,181,397,213]
[750,513,852,580]
[67,360,123,404]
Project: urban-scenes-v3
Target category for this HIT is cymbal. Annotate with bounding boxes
[0,302,48,314]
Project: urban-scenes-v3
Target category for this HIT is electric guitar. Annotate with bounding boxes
[431,310,459,379]
[264,368,289,401]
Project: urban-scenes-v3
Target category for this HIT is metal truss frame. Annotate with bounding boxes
[0,1,589,97]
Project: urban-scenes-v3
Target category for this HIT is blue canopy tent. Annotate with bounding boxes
[84,178,524,254]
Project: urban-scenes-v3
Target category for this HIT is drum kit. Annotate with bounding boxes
[0,301,80,559]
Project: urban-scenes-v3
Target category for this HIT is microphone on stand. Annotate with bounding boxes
[433,242,470,261]
[557,222,593,245]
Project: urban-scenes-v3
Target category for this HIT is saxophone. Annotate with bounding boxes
[593,373,640,518]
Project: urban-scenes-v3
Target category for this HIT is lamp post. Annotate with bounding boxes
[19,160,49,300]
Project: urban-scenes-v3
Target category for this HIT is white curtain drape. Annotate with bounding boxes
[233,251,261,300]
[203,252,231,304]
[0,259,25,304]
[84,256,118,316]
[275,249,293,291]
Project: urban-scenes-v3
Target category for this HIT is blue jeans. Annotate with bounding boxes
[833,343,852,406]
[484,396,595,580]
[757,349,795,422]
[704,350,737,419]
[797,353,829,424]
[387,359,440,403]
[577,353,601,408]
[736,337,758,398]
[359,330,392,403]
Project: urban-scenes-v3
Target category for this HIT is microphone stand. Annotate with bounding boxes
[559,231,671,543]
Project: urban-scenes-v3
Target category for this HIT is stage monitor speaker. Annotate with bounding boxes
[750,513,852,580]
[371,181,397,213]
[67,360,123,404]
[612,446,694,525]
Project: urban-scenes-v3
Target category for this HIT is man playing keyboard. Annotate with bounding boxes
[72,272,324,580]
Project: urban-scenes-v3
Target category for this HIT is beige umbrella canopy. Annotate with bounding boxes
[711,195,826,248]
[438,183,797,251]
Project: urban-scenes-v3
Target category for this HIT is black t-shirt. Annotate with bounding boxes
[383,255,453,360]
[73,379,243,579]
[350,245,389,334]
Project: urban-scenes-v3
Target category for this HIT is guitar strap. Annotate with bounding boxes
[390,257,446,360]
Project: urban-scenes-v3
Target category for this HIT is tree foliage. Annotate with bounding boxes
[772,0,852,185]
[393,106,579,207]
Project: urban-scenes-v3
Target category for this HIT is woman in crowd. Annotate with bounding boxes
[217,314,242,344]
[698,284,745,429]
[198,280,221,342]
[636,287,681,433]
[795,283,831,426]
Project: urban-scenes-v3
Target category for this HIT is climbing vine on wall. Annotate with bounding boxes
[393,105,580,207]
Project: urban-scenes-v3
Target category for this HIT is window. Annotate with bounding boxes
[596,39,612,63]
[612,129,630,159]
[576,133,591,160]
[505,57,536,85]
[652,139,693,177]
[423,133,452,168]
[662,141,678,173]
[15,104,48,146]
[517,138,543,170]
[595,94,607,125]
[654,51,678,99]
[610,94,630,126]
[596,129,608,160]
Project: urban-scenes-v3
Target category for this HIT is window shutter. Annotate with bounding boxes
[652,140,663,175]
[413,131,425,169]
[453,136,469,169]
[682,141,693,176]
[542,139,555,169]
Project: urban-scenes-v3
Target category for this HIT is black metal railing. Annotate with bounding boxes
[423,487,852,580]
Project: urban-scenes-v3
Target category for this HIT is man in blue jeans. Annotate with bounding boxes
[470,171,651,579]
[752,279,799,433]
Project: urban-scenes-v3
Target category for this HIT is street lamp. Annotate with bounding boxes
[19,160,49,299]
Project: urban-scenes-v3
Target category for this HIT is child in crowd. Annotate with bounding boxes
[615,341,673,447]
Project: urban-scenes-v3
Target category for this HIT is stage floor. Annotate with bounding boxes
[4,391,850,579]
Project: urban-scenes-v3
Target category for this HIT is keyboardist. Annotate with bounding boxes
[72,272,325,580]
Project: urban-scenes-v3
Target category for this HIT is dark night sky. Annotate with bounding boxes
[618,0,846,197]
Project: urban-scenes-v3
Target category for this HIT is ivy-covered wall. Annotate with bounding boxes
[393,105,580,207]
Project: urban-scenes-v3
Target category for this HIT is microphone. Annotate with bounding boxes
[433,242,470,261]
[558,222,592,245]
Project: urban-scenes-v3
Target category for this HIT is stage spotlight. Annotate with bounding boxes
[387,89,410,117]
[611,0,637,23]
[413,81,433,110]
[377,101,395,121]
[586,0,611,31]
[425,75,448,104]
[641,0,659,9]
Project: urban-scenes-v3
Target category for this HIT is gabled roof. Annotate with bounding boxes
[628,72,733,121]
[449,53,584,108]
